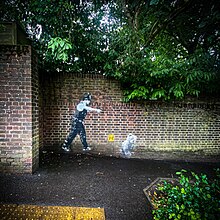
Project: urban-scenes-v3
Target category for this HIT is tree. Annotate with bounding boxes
[104,0,220,101]
[0,0,115,73]
[1,0,219,101]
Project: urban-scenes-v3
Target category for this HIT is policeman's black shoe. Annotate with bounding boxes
[83,146,91,151]
[62,145,71,152]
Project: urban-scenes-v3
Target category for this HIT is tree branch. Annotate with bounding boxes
[146,0,194,46]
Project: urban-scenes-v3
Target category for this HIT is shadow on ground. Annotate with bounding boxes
[0,150,219,220]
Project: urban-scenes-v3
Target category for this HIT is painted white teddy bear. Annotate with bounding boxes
[120,134,137,158]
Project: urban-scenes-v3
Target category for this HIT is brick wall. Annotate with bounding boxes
[1,46,218,174]
[40,72,220,162]
[0,45,39,173]
[31,48,39,172]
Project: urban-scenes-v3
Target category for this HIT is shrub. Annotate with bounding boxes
[152,169,220,220]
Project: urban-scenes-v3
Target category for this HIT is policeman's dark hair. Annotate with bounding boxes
[82,93,92,101]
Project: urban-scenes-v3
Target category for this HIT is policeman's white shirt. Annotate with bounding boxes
[77,100,101,113]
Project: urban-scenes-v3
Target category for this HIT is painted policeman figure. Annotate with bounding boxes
[62,93,101,152]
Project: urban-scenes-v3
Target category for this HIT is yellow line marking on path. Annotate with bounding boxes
[0,204,105,220]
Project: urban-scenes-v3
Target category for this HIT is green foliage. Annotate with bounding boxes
[152,169,220,220]
[1,0,219,100]
[26,0,109,73]
[104,0,220,101]
[0,24,6,32]
[1,0,114,73]
[105,27,217,101]
[47,37,72,62]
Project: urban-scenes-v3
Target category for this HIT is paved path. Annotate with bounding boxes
[0,152,219,220]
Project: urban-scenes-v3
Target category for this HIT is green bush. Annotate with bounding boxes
[152,169,220,220]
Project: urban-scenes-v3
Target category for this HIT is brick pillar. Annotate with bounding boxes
[0,45,39,173]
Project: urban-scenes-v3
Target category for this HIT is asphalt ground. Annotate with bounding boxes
[0,151,219,220]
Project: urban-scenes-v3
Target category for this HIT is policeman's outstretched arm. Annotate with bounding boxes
[85,106,102,113]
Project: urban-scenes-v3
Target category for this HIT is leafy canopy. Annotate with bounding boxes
[1,0,219,101]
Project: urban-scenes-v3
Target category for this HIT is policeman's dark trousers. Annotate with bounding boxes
[63,120,88,149]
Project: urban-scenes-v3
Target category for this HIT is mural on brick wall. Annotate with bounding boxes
[120,134,137,158]
[59,90,139,158]
[40,73,220,162]
[61,93,102,152]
